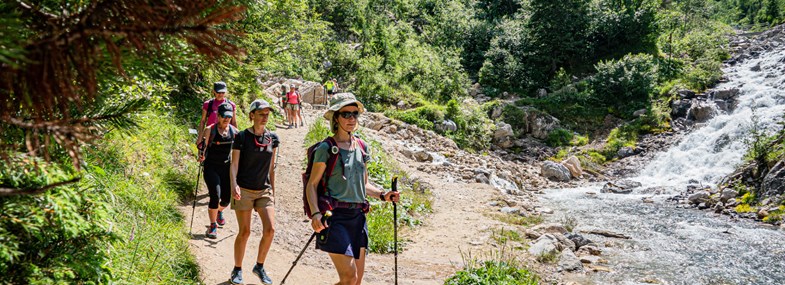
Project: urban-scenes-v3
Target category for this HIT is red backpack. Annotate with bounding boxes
[302,136,367,218]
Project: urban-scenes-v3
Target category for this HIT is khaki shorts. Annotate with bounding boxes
[286,103,300,111]
[231,187,274,210]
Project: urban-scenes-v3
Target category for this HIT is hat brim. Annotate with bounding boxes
[214,87,228,93]
[219,111,233,118]
[324,101,365,120]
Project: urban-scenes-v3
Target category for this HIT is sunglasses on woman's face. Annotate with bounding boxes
[338,111,360,119]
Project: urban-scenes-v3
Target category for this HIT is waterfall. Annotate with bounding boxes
[638,47,785,188]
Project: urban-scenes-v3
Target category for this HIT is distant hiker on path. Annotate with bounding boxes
[323,78,339,101]
[285,84,302,128]
[305,93,400,285]
[279,84,289,121]
[228,99,280,285]
[197,103,238,239]
[197,81,237,144]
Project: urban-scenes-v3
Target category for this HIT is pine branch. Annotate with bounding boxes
[0,176,81,197]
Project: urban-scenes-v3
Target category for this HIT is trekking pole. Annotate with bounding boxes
[281,211,332,284]
[391,176,399,285]
[189,162,203,236]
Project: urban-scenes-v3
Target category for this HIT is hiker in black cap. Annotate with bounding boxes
[197,81,237,145]
[228,99,280,285]
[198,103,239,239]
[305,93,400,285]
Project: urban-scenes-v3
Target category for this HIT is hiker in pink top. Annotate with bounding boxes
[197,81,237,144]
[285,84,302,128]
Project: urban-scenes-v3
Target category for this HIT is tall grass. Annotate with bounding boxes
[445,245,539,285]
[83,109,201,284]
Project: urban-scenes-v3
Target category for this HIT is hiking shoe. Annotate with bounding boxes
[206,224,217,239]
[229,268,243,284]
[217,211,226,226]
[252,264,272,284]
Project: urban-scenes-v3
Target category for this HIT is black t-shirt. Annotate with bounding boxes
[205,125,237,166]
[232,129,280,190]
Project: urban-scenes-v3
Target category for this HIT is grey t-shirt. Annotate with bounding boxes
[313,140,370,203]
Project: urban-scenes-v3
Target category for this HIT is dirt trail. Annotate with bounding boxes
[182,109,506,285]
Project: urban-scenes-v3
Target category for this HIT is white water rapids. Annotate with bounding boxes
[541,45,785,284]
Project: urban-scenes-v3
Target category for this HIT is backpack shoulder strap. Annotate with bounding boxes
[207,124,217,147]
[206,98,215,116]
[322,137,340,188]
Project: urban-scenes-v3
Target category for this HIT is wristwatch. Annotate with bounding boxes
[379,191,387,201]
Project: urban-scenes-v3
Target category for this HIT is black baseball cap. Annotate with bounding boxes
[217,103,233,118]
[213,81,228,93]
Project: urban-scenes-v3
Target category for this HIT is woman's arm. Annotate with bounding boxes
[307,162,327,232]
[365,170,399,202]
[198,126,210,161]
[269,147,276,195]
[230,149,241,200]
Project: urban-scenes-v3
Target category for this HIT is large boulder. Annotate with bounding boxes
[671,99,691,118]
[529,112,560,140]
[558,249,584,272]
[528,234,561,256]
[601,180,642,194]
[541,161,571,182]
[687,101,716,122]
[494,122,514,139]
[435,120,458,132]
[711,88,740,100]
[297,81,328,105]
[762,160,785,203]
[677,89,696,99]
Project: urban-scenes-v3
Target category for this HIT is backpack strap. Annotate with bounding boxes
[322,137,340,197]
[205,98,215,117]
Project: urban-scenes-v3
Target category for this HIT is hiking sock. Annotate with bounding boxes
[256,263,263,268]
[234,266,241,272]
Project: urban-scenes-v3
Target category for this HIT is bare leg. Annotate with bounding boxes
[234,209,253,267]
[355,248,366,285]
[329,253,357,285]
[255,206,276,263]
[208,205,227,223]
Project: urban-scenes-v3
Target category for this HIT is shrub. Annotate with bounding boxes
[589,53,658,116]
[445,248,539,285]
[546,128,574,147]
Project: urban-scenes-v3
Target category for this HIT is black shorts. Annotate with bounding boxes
[327,90,335,95]
[316,208,368,259]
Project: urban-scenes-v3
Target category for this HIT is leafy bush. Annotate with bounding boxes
[546,128,574,147]
[589,53,658,115]
[445,248,539,285]
[0,183,116,284]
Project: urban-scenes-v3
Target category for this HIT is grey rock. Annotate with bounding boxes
[712,88,740,100]
[751,63,762,72]
[580,255,602,264]
[553,233,577,251]
[537,88,548,97]
[531,223,568,235]
[436,120,457,132]
[558,249,583,272]
[565,233,592,249]
[541,161,571,182]
[386,124,398,134]
[413,150,432,162]
[633,109,647,117]
[475,173,490,184]
[500,207,519,214]
[720,188,738,203]
[528,234,561,256]
[678,89,696,99]
[493,122,514,139]
[490,105,504,120]
[400,148,414,159]
[577,245,602,256]
[601,180,641,194]
[617,147,636,158]
[671,99,691,118]
[523,229,543,239]
[688,192,710,204]
[536,207,554,214]
[762,160,785,204]
[688,101,716,122]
